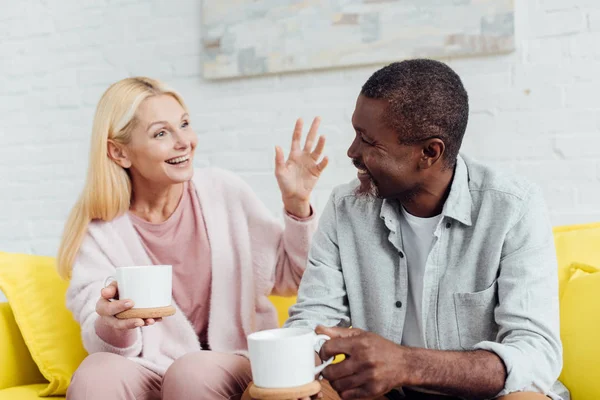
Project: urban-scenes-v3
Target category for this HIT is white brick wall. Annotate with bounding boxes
[1,0,600,283]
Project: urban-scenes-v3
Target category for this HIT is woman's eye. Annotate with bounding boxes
[181,121,189,128]
[155,130,166,138]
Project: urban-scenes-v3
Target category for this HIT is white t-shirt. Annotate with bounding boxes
[399,206,442,348]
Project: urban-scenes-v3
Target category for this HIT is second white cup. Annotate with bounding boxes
[247,327,334,389]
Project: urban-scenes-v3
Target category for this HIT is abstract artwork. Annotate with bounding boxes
[201,0,515,79]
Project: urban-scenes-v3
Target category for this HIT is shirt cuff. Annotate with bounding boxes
[473,340,560,398]
[284,205,314,221]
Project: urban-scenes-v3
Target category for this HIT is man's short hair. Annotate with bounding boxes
[361,59,469,168]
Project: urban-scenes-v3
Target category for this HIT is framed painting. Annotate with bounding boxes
[201,0,515,79]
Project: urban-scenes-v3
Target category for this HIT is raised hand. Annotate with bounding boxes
[275,117,329,218]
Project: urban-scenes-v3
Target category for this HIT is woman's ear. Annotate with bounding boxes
[107,140,132,168]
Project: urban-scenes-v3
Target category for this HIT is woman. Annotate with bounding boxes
[59,77,329,399]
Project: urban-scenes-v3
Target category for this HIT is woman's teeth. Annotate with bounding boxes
[166,156,189,164]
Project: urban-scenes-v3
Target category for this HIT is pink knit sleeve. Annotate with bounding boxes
[226,172,318,296]
[271,208,319,296]
[66,230,143,357]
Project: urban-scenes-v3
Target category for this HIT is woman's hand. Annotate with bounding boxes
[275,117,329,219]
[95,281,160,330]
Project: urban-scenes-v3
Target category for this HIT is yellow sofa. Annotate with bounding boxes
[1,223,600,399]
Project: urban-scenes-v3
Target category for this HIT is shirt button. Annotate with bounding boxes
[395,301,402,308]
[446,222,452,228]
[399,251,405,258]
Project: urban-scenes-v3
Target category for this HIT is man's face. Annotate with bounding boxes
[347,95,423,201]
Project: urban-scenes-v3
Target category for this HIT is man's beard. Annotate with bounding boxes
[352,159,380,199]
[351,160,421,203]
[355,174,380,199]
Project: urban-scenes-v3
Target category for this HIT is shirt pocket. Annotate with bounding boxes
[453,280,499,350]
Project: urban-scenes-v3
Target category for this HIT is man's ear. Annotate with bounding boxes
[107,140,132,168]
[419,138,445,169]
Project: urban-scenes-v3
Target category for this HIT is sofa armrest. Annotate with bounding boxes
[0,302,45,390]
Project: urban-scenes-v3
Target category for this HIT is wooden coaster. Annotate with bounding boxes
[248,380,321,400]
[115,305,176,319]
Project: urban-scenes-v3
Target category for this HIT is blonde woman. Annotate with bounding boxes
[59,77,329,400]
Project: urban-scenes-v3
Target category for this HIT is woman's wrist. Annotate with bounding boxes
[283,198,311,219]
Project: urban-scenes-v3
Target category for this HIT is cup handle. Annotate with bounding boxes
[313,334,334,375]
[103,276,117,302]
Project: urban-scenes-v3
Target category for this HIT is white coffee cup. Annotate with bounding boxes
[104,265,172,309]
[247,327,334,389]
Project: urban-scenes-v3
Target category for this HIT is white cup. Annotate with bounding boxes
[247,327,334,389]
[104,265,172,309]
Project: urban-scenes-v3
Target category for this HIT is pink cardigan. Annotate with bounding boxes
[66,168,318,376]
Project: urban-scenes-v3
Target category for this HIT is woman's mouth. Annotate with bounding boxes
[165,155,190,167]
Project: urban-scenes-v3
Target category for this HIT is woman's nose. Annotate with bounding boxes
[173,131,190,150]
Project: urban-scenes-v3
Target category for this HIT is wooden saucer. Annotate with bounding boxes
[248,380,321,400]
[115,305,176,319]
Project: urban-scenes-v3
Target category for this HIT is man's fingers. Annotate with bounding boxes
[321,356,357,381]
[320,336,362,361]
[328,369,374,397]
[339,387,374,400]
[316,325,361,339]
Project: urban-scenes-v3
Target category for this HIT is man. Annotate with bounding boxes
[284,59,567,400]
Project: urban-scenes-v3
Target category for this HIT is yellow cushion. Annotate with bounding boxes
[0,383,63,400]
[0,302,44,390]
[0,253,87,396]
[552,222,600,298]
[559,262,600,399]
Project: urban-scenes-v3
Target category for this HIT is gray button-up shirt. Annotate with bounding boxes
[285,155,567,399]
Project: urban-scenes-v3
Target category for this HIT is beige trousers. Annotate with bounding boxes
[67,351,252,400]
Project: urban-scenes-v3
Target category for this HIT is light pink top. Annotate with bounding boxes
[129,181,212,347]
[68,168,318,376]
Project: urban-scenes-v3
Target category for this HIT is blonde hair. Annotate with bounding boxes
[57,77,188,279]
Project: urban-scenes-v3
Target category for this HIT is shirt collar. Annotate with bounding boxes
[441,154,472,226]
[379,154,472,227]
